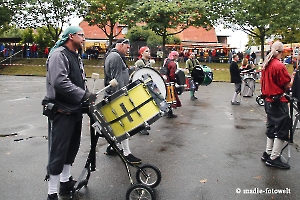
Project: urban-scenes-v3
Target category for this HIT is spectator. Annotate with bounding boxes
[44,47,49,58]
[30,42,38,58]
[251,51,257,64]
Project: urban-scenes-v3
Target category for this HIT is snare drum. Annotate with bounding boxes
[192,65,213,86]
[94,79,161,142]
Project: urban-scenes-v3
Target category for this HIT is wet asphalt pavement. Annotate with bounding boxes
[0,75,299,200]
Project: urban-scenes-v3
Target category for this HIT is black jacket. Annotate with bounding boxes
[230,61,242,83]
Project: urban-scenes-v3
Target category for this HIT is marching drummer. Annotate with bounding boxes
[133,46,155,135]
[104,38,142,164]
[162,51,182,118]
[134,46,155,70]
[186,52,200,101]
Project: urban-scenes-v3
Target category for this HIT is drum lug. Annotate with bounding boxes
[122,88,129,96]
[144,124,150,130]
[125,131,131,138]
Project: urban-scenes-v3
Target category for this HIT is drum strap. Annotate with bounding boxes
[108,97,154,125]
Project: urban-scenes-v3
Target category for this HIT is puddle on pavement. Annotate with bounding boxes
[0,132,48,141]
[14,135,48,142]
[0,133,18,137]
[235,125,246,129]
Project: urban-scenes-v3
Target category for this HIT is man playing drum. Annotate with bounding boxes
[162,51,182,118]
[133,46,155,135]
[104,38,141,164]
[44,26,97,200]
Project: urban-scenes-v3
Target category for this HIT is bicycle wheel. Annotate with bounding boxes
[126,183,155,200]
[136,164,161,188]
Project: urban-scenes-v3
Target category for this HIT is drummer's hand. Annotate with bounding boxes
[163,75,168,81]
[83,91,97,104]
[150,59,155,64]
[185,69,189,74]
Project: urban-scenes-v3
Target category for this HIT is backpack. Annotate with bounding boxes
[159,58,171,75]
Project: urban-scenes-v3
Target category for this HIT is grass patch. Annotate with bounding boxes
[0,58,294,82]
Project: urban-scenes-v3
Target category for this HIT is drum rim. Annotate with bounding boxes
[96,79,143,108]
[192,66,213,86]
[130,66,167,98]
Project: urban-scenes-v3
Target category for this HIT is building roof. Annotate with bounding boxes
[79,21,126,40]
[175,26,218,43]
[80,20,218,43]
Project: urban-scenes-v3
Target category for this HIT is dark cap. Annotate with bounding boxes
[115,38,130,44]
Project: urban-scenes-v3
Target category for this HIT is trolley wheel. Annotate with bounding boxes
[126,183,156,200]
[256,96,264,106]
[136,164,161,188]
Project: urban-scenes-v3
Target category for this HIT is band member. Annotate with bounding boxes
[104,38,141,164]
[229,54,241,105]
[162,51,182,118]
[185,52,200,100]
[133,46,155,135]
[260,41,293,169]
[44,26,96,200]
[134,46,154,69]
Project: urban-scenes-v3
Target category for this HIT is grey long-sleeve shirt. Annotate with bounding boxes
[104,50,129,96]
[46,46,87,112]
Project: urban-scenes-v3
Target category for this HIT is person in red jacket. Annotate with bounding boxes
[162,51,182,118]
[260,41,293,169]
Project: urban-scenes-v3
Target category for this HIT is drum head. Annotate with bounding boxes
[191,67,204,85]
[130,67,166,98]
[175,69,186,95]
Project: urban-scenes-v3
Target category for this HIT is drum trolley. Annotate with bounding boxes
[280,95,299,164]
[70,76,167,200]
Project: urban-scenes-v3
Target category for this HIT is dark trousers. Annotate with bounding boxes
[264,101,290,141]
[47,113,82,175]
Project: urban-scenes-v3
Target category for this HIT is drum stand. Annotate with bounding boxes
[280,96,299,164]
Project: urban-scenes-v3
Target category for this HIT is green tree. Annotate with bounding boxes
[147,33,163,48]
[12,0,89,43]
[126,0,210,58]
[278,27,300,45]
[0,25,23,38]
[126,26,152,42]
[246,28,262,47]
[207,0,300,60]
[84,0,136,46]
[22,29,35,44]
[35,27,55,57]
[1,0,24,33]
[0,2,12,32]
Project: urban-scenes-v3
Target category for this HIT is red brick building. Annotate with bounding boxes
[79,21,231,60]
